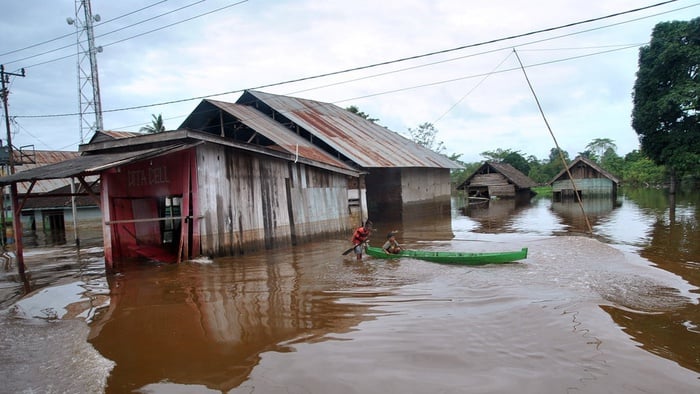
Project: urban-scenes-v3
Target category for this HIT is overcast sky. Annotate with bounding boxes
[1,0,697,163]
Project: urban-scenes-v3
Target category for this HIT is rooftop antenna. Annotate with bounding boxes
[67,0,103,144]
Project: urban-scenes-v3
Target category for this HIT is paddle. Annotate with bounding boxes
[341,241,368,256]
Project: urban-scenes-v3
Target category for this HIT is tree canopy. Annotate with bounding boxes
[346,105,379,123]
[632,18,700,183]
[407,122,445,154]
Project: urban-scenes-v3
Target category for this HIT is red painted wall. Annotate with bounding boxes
[102,149,197,264]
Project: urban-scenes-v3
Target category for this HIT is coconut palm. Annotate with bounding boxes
[140,114,166,133]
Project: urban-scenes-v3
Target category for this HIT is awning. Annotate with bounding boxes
[0,143,198,186]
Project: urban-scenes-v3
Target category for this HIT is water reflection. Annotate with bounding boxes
[88,243,404,393]
[457,188,700,375]
[2,188,699,392]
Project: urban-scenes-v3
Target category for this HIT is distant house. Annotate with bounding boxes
[457,161,536,202]
[549,156,619,201]
[1,148,101,246]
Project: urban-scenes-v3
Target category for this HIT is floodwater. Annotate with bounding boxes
[1,188,699,393]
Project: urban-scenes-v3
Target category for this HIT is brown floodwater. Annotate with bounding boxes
[1,188,698,393]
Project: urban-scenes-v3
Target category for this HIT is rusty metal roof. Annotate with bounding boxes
[238,90,462,169]
[0,144,193,186]
[6,150,81,193]
[88,130,143,143]
[189,99,355,171]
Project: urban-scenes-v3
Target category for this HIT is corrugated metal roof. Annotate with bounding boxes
[239,90,462,169]
[88,130,143,144]
[0,144,194,186]
[204,100,355,170]
[6,150,81,193]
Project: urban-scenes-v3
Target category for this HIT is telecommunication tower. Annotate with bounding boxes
[67,0,103,143]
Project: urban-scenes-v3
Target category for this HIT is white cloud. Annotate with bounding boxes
[0,0,696,159]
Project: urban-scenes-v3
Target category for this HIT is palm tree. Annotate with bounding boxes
[140,114,166,133]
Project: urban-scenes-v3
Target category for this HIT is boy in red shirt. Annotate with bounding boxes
[351,220,373,260]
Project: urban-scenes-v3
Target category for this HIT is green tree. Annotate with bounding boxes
[480,148,530,174]
[346,105,379,123]
[622,150,666,186]
[632,18,700,192]
[585,138,617,161]
[140,114,166,133]
[407,122,445,154]
[600,147,624,178]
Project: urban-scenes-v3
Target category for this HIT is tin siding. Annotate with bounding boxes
[401,168,451,204]
[552,178,614,195]
[196,144,351,257]
[288,164,350,243]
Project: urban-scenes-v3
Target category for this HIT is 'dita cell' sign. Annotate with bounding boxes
[128,166,171,187]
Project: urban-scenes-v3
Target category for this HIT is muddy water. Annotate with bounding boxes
[1,189,699,393]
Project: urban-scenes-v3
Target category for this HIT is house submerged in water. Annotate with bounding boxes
[549,156,619,201]
[0,90,459,271]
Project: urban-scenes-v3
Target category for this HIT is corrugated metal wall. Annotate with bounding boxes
[552,178,614,195]
[196,144,351,257]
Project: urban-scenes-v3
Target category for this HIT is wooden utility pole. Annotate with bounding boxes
[1,64,29,292]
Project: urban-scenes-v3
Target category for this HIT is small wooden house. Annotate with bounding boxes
[457,161,536,202]
[550,156,619,201]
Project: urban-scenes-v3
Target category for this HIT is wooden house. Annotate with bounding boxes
[550,156,619,201]
[457,161,536,202]
[184,90,462,222]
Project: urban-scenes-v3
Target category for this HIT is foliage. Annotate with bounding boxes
[622,150,666,186]
[531,185,553,198]
[585,138,617,159]
[479,148,530,175]
[346,105,379,123]
[407,122,446,154]
[632,18,700,179]
[450,158,480,187]
[140,114,166,133]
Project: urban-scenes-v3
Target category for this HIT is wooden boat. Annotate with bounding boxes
[365,246,527,265]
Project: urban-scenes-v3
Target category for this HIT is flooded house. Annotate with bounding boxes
[457,161,537,203]
[0,148,101,246]
[0,90,459,271]
[219,90,462,221]
[550,156,619,201]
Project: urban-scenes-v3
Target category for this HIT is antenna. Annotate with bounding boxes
[68,0,103,144]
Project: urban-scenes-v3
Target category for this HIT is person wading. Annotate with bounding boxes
[351,220,373,260]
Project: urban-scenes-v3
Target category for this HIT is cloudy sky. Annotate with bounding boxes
[1,0,697,163]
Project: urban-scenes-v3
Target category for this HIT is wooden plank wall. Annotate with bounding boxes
[196,144,351,257]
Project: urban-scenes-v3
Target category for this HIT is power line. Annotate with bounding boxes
[1,0,241,69]
[0,0,169,59]
[14,0,687,120]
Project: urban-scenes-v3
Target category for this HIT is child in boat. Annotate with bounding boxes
[351,220,373,260]
[383,231,401,254]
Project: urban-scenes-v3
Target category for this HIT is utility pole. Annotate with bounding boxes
[67,0,103,143]
[1,64,29,293]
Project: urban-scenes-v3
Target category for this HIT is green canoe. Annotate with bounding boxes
[365,246,528,265]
